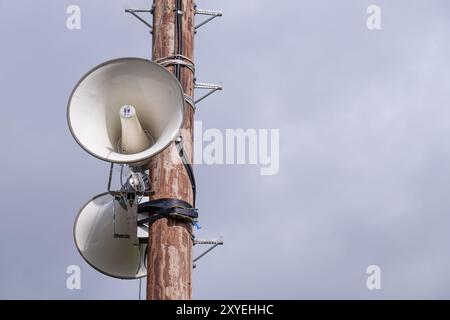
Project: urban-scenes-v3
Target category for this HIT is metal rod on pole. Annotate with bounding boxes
[194,243,220,263]
[126,10,153,30]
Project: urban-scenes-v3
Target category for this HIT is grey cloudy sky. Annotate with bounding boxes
[1,0,450,299]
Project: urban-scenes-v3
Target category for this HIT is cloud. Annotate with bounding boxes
[1,0,450,299]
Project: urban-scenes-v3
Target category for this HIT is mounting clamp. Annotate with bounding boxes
[155,54,195,75]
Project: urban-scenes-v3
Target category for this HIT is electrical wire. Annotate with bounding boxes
[152,1,196,226]
[173,1,196,207]
[175,0,183,80]
[139,278,142,300]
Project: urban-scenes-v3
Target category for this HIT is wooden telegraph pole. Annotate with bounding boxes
[147,0,195,300]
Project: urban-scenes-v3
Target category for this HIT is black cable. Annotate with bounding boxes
[183,157,196,207]
[175,0,183,80]
[175,138,196,207]
[178,0,183,62]
[173,1,196,208]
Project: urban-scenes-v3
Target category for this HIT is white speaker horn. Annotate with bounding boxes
[73,192,147,279]
[67,58,185,165]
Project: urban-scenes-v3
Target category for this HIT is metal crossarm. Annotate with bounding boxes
[125,8,153,30]
[195,8,222,30]
[193,237,224,268]
[194,82,223,104]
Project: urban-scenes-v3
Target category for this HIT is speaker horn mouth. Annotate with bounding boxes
[73,192,147,279]
[67,57,185,165]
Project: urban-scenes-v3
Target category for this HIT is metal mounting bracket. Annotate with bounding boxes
[194,81,223,104]
[107,163,153,197]
[107,163,151,244]
[193,237,224,268]
[195,8,222,30]
[125,7,154,31]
